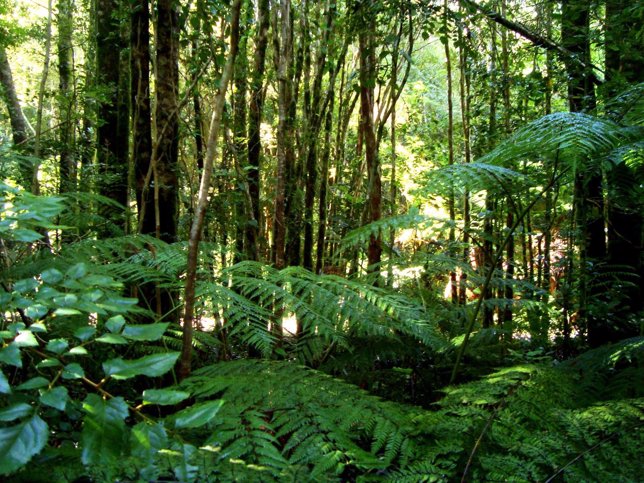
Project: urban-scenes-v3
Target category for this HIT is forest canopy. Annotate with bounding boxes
[0,0,642,481]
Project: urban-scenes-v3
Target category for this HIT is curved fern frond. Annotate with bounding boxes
[480,112,625,170]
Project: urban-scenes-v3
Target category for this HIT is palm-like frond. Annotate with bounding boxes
[480,112,625,170]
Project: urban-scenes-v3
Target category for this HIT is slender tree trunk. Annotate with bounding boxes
[303,0,335,271]
[271,0,295,269]
[180,0,242,380]
[132,0,153,235]
[32,0,54,196]
[233,5,250,264]
[562,0,604,347]
[0,47,34,187]
[444,0,457,302]
[604,0,643,328]
[245,0,269,262]
[57,0,76,194]
[359,1,382,278]
[458,19,472,305]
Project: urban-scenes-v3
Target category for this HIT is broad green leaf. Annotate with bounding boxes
[105,315,126,334]
[122,323,169,341]
[36,358,61,369]
[131,421,168,480]
[7,323,26,335]
[62,363,85,380]
[13,331,38,347]
[46,338,68,354]
[95,334,127,345]
[24,305,47,319]
[0,415,48,475]
[0,403,32,421]
[40,268,63,284]
[103,352,180,380]
[81,394,128,466]
[142,389,190,406]
[29,323,46,333]
[16,377,49,391]
[13,278,38,293]
[74,326,96,341]
[0,370,10,394]
[66,263,87,280]
[54,308,82,316]
[169,443,198,482]
[173,400,224,429]
[13,228,41,242]
[0,345,22,367]
[39,386,68,411]
[66,346,88,356]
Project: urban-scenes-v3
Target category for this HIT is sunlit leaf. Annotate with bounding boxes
[122,322,169,341]
[0,415,48,475]
[81,395,128,465]
[142,389,190,406]
[62,363,85,380]
[13,331,38,347]
[0,403,32,421]
[173,400,224,429]
[16,377,49,391]
[39,386,69,411]
[103,352,180,380]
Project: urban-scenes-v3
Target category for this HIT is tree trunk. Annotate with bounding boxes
[96,0,129,232]
[246,0,270,262]
[0,46,33,187]
[132,0,154,236]
[57,0,75,194]
[604,0,643,328]
[154,0,180,243]
[233,5,250,264]
[271,0,295,269]
[359,1,381,278]
[562,0,605,347]
[180,0,242,380]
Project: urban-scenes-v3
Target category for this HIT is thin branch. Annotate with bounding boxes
[460,0,604,83]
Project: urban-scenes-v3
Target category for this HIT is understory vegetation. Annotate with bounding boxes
[1,0,644,480]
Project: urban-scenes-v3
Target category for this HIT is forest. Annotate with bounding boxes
[0,0,642,480]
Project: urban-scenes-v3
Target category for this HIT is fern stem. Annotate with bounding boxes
[449,167,569,384]
[543,429,626,483]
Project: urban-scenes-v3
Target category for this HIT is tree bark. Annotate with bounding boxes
[0,46,33,187]
[132,0,154,236]
[154,0,180,243]
[96,0,129,232]
[271,0,295,269]
[561,0,605,348]
[604,0,643,326]
[57,0,75,194]
[358,1,382,277]
[246,0,270,262]
[180,0,242,380]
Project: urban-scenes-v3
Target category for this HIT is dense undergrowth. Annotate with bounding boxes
[2,104,644,481]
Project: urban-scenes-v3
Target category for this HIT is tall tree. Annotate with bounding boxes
[154,0,180,242]
[246,0,270,261]
[603,0,643,330]
[271,0,296,269]
[180,0,242,380]
[96,0,129,231]
[358,0,382,277]
[0,46,33,187]
[561,0,604,347]
[132,0,153,236]
[57,0,76,194]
